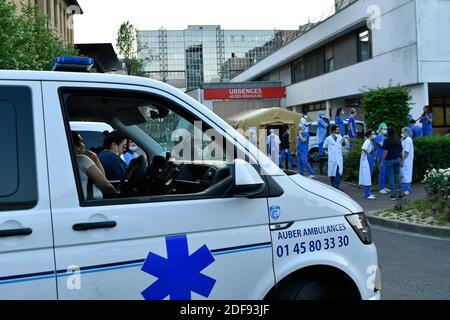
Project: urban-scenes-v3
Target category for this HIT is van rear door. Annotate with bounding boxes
[0,82,56,299]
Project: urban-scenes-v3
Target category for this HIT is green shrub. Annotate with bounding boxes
[422,168,450,222]
[413,135,450,182]
[361,83,412,134]
[342,139,364,183]
[0,0,78,70]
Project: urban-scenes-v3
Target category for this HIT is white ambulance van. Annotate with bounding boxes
[0,57,380,300]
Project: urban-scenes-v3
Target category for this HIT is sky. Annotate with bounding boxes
[74,0,335,47]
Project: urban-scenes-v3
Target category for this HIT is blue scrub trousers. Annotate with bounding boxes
[330,166,341,189]
[378,158,387,191]
[279,148,295,167]
[363,155,375,198]
[297,152,315,176]
[319,142,325,156]
[403,183,412,193]
[364,186,372,198]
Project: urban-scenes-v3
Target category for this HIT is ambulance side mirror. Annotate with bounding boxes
[233,159,265,197]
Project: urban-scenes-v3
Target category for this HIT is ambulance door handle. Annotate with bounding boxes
[73,221,117,231]
[0,228,33,238]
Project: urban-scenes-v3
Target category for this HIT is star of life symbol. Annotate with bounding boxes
[141,234,216,300]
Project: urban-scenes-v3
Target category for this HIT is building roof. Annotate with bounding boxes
[75,43,120,73]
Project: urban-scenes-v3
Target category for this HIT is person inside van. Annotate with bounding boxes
[72,131,118,200]
[98,131,128,181]
[122,139,140,166]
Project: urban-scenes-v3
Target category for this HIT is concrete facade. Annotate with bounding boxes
[10,0,81,43]
[230,0,450,130]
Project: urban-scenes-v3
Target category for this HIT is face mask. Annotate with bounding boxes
[130,146,138,152]
[381,129,387,135]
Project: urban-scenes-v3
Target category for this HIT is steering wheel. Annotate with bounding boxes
[119,155,147,195]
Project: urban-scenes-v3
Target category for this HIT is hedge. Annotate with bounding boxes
[413,135,450,182]
[342,139,364,183]
[342,135,450,184]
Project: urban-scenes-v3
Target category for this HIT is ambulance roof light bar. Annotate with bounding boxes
[52,56,94,72]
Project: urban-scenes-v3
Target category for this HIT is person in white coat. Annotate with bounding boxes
[323,125,346,189]
[267,129,281,165]
[359,130,377,200]
[401,127,414,195]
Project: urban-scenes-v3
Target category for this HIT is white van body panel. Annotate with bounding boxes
[288,174,363,214]
[0,71,380,300]
[268,175,378,300]
[42,81,275,300]
[0,81,56,299]
[271,215,379,300]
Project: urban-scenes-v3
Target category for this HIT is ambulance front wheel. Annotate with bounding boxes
[271,277,359,300]
[273,279,336,300]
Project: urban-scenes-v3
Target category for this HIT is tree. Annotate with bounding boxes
[361,83,412,133]
[0,0,78,70]
[116,21,149,76]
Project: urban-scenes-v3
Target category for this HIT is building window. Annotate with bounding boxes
[357,28,372,62]
[54,0,58,29]
[430,94,450,127]
[46,0,52,21]
[0,86,38,211]
[325,44,335,72]
[291,58,304,83]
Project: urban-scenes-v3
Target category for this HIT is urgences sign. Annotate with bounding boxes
[204,87,286,100]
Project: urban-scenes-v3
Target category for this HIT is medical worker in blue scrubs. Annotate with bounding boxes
[374,123,389,194]
[296,124,316,178]
[317,112,328,157]
[335,107,346,137]
[418,105,433,137]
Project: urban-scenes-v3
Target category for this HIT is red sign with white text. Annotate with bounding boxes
[204,87,286,100]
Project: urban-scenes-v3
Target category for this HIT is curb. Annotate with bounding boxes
[367,212,450,239]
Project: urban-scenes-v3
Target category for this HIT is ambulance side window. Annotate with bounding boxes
[0,86,37,211]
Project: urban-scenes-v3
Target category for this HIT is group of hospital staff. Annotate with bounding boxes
[357,105,433,200]
[268,105,434,200]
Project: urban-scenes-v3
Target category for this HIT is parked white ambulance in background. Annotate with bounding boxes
[0,57,380,300]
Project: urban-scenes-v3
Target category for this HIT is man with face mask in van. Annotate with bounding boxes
[374,123,390,194]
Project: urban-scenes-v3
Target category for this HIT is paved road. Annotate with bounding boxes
[372,226,450,300]
[281,164,449,299]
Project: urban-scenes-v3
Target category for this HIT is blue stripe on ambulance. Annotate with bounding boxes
[0,242,272,285]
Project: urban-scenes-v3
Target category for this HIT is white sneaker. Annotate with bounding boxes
[379,189,388,194]
[404,191,410,195]
[366,195,376,200]
[309,175,317,179]
[385,188,391,192]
